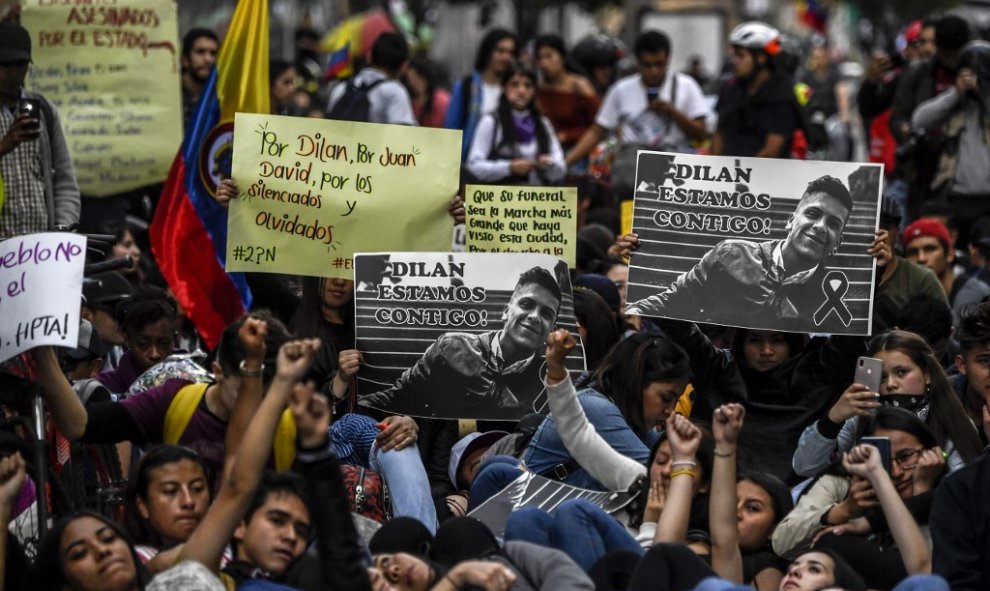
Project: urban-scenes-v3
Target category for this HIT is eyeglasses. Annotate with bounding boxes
[892,448,925,470]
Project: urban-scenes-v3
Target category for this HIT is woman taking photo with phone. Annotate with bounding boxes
[793,330,983,477]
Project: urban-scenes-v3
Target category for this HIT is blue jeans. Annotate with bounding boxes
[504,499,643,571]
[691,575,949,591]
[521,390,654,490]
[467,455,521,512]
[331,414,437,534]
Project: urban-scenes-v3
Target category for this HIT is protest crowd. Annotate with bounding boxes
[5,1,990,590]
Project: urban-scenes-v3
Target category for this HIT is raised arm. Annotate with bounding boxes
[0,452,26,591]
[179,338,320,572]
[31,346,87,440]
[709,404,745,583]
[544,329,645,490]
[843,444,932,574]
[221,317,269,482]
[655,413,701,544]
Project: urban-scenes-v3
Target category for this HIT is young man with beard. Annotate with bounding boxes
[180,28,219,128]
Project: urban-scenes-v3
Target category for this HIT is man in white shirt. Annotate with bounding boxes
[565,30,710,165]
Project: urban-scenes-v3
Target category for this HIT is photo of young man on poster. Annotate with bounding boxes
[627,174,855,330]
[358,265,563,419]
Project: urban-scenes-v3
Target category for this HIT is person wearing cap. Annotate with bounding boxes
[902,218,958,297]
[81,271,135,369]
[564,30,710,199]
[711,22,802,158]
[0,21,79,239]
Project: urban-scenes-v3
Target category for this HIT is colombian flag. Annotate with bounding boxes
[796,0,828,33]
[151,0,269,349]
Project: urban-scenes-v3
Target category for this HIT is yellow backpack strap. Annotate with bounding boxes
[273,410,297,471]
[675,383,695,418]
[163,383,209,445]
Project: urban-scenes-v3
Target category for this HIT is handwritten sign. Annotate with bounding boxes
[226,113,462,278]
[22,0,182,196]
[463,184,577,267]
[0,233,85,363]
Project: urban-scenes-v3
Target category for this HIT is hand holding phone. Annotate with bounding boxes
[854,356,883,394]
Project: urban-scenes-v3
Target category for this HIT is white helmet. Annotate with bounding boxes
[729,21,782,55]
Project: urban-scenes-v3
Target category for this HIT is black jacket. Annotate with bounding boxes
[931,450,990,590]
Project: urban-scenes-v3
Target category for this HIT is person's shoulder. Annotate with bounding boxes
[710,238,763,256]
[611,74,642,93]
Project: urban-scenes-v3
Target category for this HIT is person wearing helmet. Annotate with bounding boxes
[564,30,710,201]
[712,21,802,159]
[912,38,990,251]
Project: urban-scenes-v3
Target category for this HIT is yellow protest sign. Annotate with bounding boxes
[463,185,577,267]
[22,0,182,196]
[620,199,634,236]
[227,113,462,278]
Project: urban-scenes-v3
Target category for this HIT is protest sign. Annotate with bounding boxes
[620,199,634,237]
[0,233,85,363]
[468,471,635,538]
[464,184,577,266]
[226,113,462,278]
[626,152,882,335]
[354,252,585,420]
[22,0,182,196]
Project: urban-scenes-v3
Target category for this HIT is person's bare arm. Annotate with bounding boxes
[655,414,701,544]
[221,317,268,483]
[844,445,932,575]
[709,404,745,583]
[565,123,606,167]
[32,346,87,440]
[710,130,725,156]
[754,134,789,158]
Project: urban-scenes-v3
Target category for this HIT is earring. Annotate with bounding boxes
[925,383,931,394]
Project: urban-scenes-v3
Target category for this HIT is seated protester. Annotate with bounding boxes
[793,330,983,478]
[931,436,990,590]
[48,314,291,482]
[464,65,567,186]
[122,446,225,574]
[32,339,369,591]
[953,302,990,443]
[469,330,691,501]
[706,405,794,590]
[503,403,709,570]
[98,287,179,396]
[369,516,594,590]
[774,407,942,589]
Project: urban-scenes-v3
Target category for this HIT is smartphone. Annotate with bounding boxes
[646,87,660,102]
[854,356,884,394]
[17,98,41,131]
[860,436,892,473]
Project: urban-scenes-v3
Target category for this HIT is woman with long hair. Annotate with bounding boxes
[404,58,451,128]
[794,329,983,477]
[533,34,600,168]
[464,65,566,185]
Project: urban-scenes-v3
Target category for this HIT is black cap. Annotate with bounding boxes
[64,319,106,360]
[83,272,133,307]
[0,23,31,63]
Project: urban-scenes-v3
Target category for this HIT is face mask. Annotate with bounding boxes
[879,394,930,420]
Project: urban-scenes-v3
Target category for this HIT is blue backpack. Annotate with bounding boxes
[327,78,386,122]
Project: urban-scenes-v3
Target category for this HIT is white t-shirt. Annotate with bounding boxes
[596,72,710,149]
[481,82,502,115]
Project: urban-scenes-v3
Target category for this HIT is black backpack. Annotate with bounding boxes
[327,78,387,122]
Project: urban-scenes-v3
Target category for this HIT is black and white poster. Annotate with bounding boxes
[626,152,882,335]
[468,471,635,538]
[354,252,585,420]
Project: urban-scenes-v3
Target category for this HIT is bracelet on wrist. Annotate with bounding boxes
[238,359,265,378]
[713,449,735,458]
[671,460,697,468]
[670,467,696,480]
